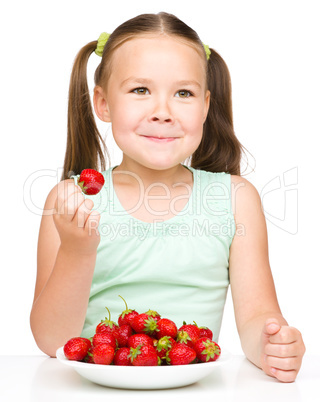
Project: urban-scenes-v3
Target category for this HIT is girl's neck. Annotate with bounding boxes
[113,160,192,189]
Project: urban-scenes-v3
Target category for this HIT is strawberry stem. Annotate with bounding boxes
[118,295,128,310]
[105,306,111,321]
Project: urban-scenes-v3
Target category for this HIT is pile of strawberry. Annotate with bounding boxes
[63,296,221,366]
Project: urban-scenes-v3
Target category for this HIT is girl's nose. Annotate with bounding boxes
[150,114,173,123]
[149,99,174,123]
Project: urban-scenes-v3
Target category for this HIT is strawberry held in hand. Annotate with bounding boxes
[78,169,105,195]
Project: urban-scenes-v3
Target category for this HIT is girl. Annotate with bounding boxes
[30,12,305,382]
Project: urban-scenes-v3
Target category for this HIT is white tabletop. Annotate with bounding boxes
[0,353,319,402]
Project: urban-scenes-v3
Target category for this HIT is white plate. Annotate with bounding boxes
[56,346,232,389]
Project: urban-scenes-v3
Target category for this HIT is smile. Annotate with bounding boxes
[140,135,178,143]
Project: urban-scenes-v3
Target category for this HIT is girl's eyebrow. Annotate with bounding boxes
[120,77,201,89]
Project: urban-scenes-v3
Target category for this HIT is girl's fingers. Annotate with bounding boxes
[55,183,83,217]
[269,326,302,344]
[264,341,298,358]
[263,332,306,383]
[85,210,101,236]
[73,198,94,228]
[270,367,298,383]
[265,355,300,372]
[62,191,84,220]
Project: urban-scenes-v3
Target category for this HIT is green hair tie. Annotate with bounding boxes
[95,32,210,61]
[202,42,211,61]
[95,32,111,57]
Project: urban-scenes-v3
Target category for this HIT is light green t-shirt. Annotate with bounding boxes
[72,165,235,341]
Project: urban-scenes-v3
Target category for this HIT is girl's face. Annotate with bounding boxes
[94,35,210,171]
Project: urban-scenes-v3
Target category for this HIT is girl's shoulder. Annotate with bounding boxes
[230,174,259,198]
[230,174,263,223]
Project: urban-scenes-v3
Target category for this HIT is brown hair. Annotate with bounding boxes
[61,12,251,180]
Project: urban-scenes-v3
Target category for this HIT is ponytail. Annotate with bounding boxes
[61,41,108,180]
[191,48,250,176]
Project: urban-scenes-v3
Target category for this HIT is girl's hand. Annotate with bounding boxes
[260,318,306,382]
[53,181,101,255]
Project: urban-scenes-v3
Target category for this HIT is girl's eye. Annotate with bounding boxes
[132,87,149,95]
[175,90,193,98]
[132,88,193,97]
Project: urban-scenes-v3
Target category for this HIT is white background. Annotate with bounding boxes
[1,0,319,357]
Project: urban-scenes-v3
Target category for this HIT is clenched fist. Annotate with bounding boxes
[260,318,306,382]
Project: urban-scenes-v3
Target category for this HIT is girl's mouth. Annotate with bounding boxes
[141,135,177,142]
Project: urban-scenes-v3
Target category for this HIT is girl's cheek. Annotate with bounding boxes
[123,100,146,119]
[181,110,203,133]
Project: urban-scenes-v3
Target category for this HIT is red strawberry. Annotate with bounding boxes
[144,309,161,321]
[84,346,95,363]
[78,169,105,195]
[176,331,194,348]
[178,323,200,344]
[155,336,176,360]
[96,307,121,343]
[117,324,133,347]
[131,313,159,336]
[96,307,118,333]
[63,337,91,361]
[156,318,177,340]
[199,326,213,340]
[92,332,117,349]
[166,343,196,365]
[96,321,118,334]
[92,343,115,365]
[118,295,139,327]
[114,347,132,366]
[194,337,221,362]
[129,344,159,366]
[128,333,154,349]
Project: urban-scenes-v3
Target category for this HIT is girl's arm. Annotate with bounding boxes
[229,175,305,382]
[30,180,100,357]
